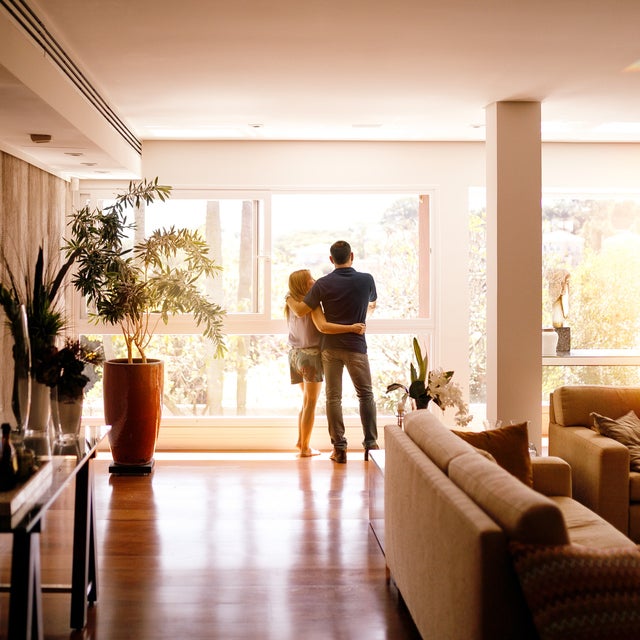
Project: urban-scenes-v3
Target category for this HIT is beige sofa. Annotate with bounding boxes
[548,384,640,540]
[384,410,636,640]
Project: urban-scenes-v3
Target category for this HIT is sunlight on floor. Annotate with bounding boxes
[95,451,330,461]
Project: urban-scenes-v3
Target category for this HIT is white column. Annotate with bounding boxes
[485,102,542,446]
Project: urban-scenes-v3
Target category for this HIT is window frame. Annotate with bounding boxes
[72,185,437,432]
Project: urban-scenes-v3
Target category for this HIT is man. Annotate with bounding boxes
[295,240,378,463]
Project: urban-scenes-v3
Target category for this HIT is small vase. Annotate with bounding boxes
[27,380,51,433]
[24,380,53,457]
[542,328,559,356]
[50,387,83,444]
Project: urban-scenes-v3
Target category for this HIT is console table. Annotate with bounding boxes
[0,425,110,640]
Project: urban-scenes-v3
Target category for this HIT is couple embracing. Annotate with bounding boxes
[285,240,379,463]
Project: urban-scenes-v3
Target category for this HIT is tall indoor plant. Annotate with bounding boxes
[62,178,226,470]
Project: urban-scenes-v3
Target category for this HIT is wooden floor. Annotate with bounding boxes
[0,453,421,640]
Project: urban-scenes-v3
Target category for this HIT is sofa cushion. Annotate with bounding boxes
[452,422,533,486]
[630,472,640,502]
[448,452,569,545]
[509,541,640,640]
[551,496,637,550]
[591,410,640,472]
[404,410,472,473]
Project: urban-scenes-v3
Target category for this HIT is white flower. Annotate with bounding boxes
[386,337,473,427]
[427,367,473,427]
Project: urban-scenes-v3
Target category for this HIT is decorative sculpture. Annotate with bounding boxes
[547,269,571,353]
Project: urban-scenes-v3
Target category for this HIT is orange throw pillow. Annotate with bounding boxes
[452,422,533,486]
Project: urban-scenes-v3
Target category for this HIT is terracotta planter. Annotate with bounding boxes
[103,359,164,467]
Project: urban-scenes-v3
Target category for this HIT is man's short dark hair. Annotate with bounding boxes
[330,240,351,265]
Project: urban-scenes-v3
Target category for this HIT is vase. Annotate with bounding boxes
[542,329,559,356]
[50,386,83,444]
[8,305,31,445]
[24,380,53,457]
[27,380,51,433]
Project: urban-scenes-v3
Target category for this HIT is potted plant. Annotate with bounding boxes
[386,337,473,426]
[62,178,226,470]
[43,338,104,443]
[0,245,74,436]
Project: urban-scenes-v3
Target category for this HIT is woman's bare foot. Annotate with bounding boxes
[298,448,321,457]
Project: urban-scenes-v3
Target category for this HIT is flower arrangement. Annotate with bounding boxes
[386,337,473,427]
[39,338,104,401]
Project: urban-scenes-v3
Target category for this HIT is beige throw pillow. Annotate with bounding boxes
[591,410,640,472]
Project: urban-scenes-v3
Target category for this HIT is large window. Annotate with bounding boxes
[468,190,640,405]
[76,189,433,421]
[542,194,640,394]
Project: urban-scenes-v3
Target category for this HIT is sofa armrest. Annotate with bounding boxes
[532,456,572,497]
[548,422,630,535]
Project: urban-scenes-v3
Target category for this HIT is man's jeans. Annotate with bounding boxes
[321,348,378,450]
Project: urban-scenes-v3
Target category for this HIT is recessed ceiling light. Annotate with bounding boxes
[65,152,83,157]
[81,162,97,166]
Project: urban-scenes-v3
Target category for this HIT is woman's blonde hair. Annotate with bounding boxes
[285,269,312,318]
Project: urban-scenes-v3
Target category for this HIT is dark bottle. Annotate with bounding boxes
[0,423,18,490]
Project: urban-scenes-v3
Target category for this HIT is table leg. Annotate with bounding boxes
[9,529,43,640]
[70,457,97,629]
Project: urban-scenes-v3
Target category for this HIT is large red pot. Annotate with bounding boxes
[103,359,164,466]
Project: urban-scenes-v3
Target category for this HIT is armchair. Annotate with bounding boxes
[548,385,640,540]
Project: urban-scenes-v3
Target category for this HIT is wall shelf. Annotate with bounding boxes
[543,349,640,366]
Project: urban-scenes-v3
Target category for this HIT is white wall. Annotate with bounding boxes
[542,143,640,188]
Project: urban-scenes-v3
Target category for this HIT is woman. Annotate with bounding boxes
[285,269,365,457]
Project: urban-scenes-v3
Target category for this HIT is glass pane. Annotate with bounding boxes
[271,193,419,319]
[543,365,640,399]
[542,195,640,398]
[145,198,260,313]
[542,196,640,349]
[82,332,425,419]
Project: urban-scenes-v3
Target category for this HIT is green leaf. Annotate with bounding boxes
[412,337,427,382]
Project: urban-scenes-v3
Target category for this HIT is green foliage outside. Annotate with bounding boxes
[80,192,640,417]
[469,197,640,404]
[82,194,422,417]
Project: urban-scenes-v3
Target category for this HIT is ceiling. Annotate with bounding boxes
[2,0,640,179]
